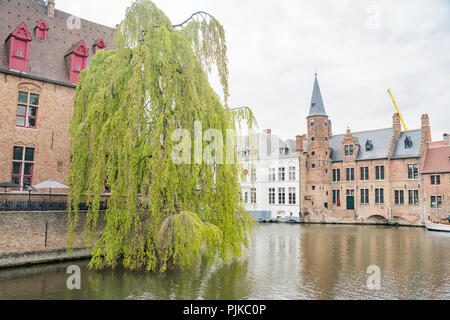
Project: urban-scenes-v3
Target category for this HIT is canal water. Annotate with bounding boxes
[1,224,449,300]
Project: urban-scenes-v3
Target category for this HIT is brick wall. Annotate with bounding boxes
[0,211,105,255]
[0,73,74,190]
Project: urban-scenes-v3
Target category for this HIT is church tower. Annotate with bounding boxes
[305,73,332,212]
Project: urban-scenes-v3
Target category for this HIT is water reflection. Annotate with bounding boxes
[0,224,449,300]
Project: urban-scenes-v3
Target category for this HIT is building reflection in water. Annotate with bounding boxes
[0,224,449,300]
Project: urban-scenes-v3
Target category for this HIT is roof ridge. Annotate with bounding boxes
[331,127,421,137]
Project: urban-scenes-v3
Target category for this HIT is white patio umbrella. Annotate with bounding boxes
[33,179,69,201]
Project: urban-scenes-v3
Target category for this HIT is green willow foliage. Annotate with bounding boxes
[68,0,255,272]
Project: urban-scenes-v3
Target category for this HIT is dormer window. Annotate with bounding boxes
[405,136,413,149]
[64,40,89,84]
[93,38,107,54]
[366,140,373,151]
[345,145,354,156]
[5,22,32,72]
[35,20,49,41]
[280,148,288,155]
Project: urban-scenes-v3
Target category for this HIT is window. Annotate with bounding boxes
[408,190,419,205]
[431,175,441,185]
[289,167,296,181]
[269,188,275,204]
[332,190,340,205]
[346,168,355,181]
[35,20,49,41]
[278,188,286,205]
[7,23,32,72]
[312,186,316,191]
[361,189,370,204]
[375,188,384,204]
[312,163,316,169]
[250,166,256,182]
[360,167,369,181]
[269,168,276,182]
[395,190,404,205]
[12,146,35,189]
[345,145,354,156]
[289,188,296,205]
[244,192,248,203]
[251,188,256,204]
[366,140,373,151]
[311,151,316,156]
[311,137,315,142]
[278,168,285,181]
[16,91,39,128]
[333,169,341,182]
[408,164,418,180]
[375,166,385,180]
[431,196,443,209]
[311,122,315,127]
[405,136,413,149]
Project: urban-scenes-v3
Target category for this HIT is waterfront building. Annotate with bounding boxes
[421,136,450,222]
[240,131,302,221]
[0,0,114,191]
[297,74,449,225]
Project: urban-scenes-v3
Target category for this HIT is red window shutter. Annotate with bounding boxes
[35,20,49,40]
[93,38,107,53]
[65,40,89,84]
[7,23,32,72]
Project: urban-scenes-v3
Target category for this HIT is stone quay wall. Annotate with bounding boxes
[0,211,105,268]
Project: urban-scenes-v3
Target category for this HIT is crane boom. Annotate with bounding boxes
[388,89,408,132]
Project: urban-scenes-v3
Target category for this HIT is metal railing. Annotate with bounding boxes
[0,193,110,212]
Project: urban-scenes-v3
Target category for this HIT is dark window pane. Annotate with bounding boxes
[12,162,21,175]
[29,93,39,105]
[16,116,25,126]
[13,146,24,161]
[29,107,37,117]
[18,91,28,104]
[12,176,20,185]
[17,105,26,115]
[24,163,33,175]
[25,148,35,162]
[28,118,36,127]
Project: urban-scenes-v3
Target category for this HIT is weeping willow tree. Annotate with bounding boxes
[68,0,256,272]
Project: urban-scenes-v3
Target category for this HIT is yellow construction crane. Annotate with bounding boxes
[388,89,408,132]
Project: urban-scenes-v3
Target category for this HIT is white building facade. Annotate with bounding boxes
[240,131,302,222]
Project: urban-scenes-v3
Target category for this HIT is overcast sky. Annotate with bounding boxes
[58,0,450,142]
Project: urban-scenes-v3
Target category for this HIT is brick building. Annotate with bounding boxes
[0,0,114,192]
[297,74,449,225]
[421,136,450,222]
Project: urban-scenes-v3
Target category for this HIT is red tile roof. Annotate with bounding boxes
[422,145,450,174]
[0,0,115,85]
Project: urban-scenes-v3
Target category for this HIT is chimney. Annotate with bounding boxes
[421,114,431,143]
[420,114,432,158]
[47,0,55,18]
[393,113,401,140]
[296,135,304,153]
[444,133,449,145]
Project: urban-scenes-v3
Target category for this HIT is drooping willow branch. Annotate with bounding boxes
[68,0,255,272]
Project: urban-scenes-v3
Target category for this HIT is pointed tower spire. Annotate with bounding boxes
[308,72,328,118]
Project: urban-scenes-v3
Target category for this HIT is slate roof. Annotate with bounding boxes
[392,130,422,159]
[329,128,422,162]
[0,0,115,85]
[422,145,450,174]
[307,75,328,118]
